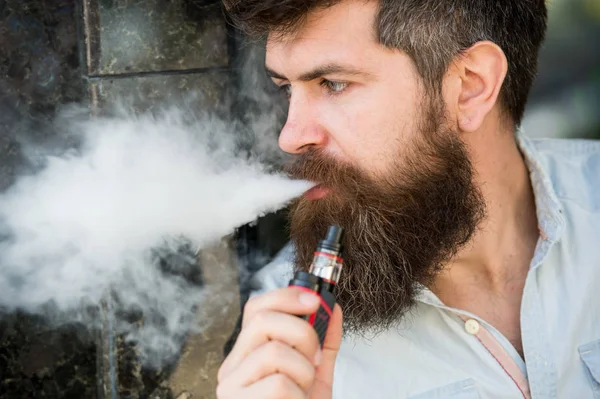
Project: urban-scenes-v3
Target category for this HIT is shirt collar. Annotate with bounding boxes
[515,130,565,244]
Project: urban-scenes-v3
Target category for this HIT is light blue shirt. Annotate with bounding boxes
[250,133,600,398]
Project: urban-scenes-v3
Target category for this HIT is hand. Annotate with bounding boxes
[216,286,343,399]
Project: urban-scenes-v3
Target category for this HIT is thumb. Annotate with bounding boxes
[310,303,343,399]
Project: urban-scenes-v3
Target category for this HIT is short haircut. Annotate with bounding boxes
[225,0,548,126]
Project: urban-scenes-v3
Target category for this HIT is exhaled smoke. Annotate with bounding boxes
[0,103,309,368]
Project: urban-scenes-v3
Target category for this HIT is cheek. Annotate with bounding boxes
[318,84,420,175]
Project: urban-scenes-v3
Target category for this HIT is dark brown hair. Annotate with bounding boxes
[224,0,548,126]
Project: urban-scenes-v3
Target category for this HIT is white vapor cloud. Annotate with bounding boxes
[0,104,308,367]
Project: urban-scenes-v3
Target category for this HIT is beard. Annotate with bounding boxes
[284,98,486,335]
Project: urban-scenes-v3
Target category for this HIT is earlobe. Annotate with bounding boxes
[457,41,508,132]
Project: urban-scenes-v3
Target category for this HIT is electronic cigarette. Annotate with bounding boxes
[288,225,344,346]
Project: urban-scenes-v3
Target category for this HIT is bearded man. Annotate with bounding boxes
[216,1,600,398]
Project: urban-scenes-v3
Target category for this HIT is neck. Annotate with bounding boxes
[432,119,539,296]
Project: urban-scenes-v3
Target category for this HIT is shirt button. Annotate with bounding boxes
[464,319,480,335]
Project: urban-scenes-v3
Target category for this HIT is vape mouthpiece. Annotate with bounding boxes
[309,225,344,285]
[319,225,344,253]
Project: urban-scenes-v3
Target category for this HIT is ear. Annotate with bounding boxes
[450,41,508,133]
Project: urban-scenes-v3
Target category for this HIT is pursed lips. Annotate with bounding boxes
[304,184,330,200]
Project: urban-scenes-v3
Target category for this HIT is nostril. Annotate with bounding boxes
[297,143,316,153]
[279,121,328,154]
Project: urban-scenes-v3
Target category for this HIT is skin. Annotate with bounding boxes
[217,0,540,397]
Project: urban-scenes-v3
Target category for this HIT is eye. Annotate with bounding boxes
[278,84,292,98]
[320,79,349,94]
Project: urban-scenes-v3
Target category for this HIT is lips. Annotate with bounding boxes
[304,184,330,200]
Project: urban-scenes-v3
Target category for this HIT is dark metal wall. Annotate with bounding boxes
[0,1,279,398]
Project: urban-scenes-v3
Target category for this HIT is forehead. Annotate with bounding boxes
[265,1,380,76]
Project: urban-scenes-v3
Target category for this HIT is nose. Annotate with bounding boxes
[278,94,327,154]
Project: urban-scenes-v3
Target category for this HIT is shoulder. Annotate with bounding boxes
[529,137,600,164]
[528,136,600,173]
[526,137,600,212]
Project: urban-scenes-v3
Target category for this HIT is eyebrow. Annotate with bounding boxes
[265,63,372,82]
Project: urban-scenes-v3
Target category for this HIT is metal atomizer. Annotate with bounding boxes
[288,225,344,346]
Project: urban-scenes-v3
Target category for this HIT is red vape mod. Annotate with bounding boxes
[288,225,344,346]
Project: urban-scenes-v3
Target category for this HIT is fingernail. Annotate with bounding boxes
[299,292,320,306]
[314,348,322,366]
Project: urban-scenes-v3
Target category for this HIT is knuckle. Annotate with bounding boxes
[270,374,295,397]
[249,308,271,327]
[243,295,261,317]
[265,339,288,358]
[264,341,314,390]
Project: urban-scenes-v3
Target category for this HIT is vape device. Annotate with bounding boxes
[288,225,344,346]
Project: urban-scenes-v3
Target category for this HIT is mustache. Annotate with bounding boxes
[284,149,364,188]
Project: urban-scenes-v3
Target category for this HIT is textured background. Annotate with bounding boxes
[0,1,272,398]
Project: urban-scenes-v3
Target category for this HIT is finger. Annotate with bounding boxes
[242,286,321,327]
[322,303,343,354]
[222,340,315,393]
[216,373,306,399]
[310,303,343,398]
[219,310,320,381]
[244,373,307,399]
